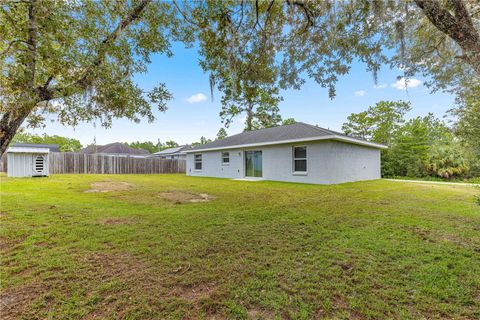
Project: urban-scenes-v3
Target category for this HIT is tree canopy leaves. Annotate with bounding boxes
[12,132,82,152]
[343,100,477,179]
[181,0,479,130]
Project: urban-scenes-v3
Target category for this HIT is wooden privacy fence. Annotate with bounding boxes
[1,152,186,174]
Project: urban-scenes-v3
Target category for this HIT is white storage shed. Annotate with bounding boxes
[6,147,49,177]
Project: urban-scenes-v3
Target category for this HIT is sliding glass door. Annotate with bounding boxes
[245,151,262,177]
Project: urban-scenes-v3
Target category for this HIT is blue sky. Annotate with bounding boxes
[29,42,454,146]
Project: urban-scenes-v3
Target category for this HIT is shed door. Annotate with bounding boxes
[33,155,46,175]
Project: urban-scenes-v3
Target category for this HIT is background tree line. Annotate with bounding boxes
[11,133,180,154]
[342,97,479,180]
[10,131,226,154]
[11,131,83,152]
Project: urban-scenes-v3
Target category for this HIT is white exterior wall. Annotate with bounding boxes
[7,153,49,177]
[186,140,380,184]
[187,149,245,179]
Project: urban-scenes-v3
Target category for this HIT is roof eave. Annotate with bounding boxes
[6,147,50,154]
[331,136,388,149]
[185,135,387,153]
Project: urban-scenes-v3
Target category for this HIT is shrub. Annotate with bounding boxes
[424,143,469,179]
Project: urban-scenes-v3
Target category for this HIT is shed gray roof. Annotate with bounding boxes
[80,143,150,155]
[7,147,50,154]
[187,122,386,152]
[13,143,60,152]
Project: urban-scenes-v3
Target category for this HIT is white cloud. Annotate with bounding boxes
[391,77,422,90]
[184,93,207,103]
[374,84,387,89]
[354,90,366,97]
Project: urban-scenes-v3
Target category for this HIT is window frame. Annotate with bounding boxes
[194,154,202,171]
[221,151,230,165]
[292,146,307,174]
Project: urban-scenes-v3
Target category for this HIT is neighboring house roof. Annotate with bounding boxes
[187,122,387,152]
[153,145,193,156]
[13,143,60,152]
[79,142,150,155]
[7,147,50,154]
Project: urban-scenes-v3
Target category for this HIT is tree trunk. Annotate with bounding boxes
[245,103,254,131]
[414,0,480,74]
[0,107,34,157]
[0,0,38,157]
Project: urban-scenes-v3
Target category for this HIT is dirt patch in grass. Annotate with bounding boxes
[173,283,215,302]
[407,226,475,248]
[0,283,48,320]
[247,308,275,319]
[85,181,131,193]
[333,261,354,275]
[32,241,53,249]
[332,296,364,320]
[81,252,160,318]
[84,252,152,280]
[82,252,224,318]
[86,252,216,301]
[83,300,127,320]
[97,217,136,226]
[0,235,27,253]
[159,191,214,204]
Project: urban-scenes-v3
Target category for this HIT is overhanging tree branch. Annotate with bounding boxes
[75,0,152,89]
[414,0,480,74]
[40,0,152,100]
[0,39,29,56]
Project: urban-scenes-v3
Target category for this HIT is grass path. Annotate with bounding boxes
[1,174,479,319]
[384,178,480,187]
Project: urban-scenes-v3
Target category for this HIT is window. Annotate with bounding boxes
[221,152,230,164]
[194,154,202,170]
[293,146,307,172]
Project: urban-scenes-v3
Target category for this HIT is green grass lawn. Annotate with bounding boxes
[1,174,479,319]
[388,176,480,184]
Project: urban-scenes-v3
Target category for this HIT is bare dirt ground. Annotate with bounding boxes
[0,283,49,320]
[85,181,132,193]
[97,217,136,226]
[158,191,214,204]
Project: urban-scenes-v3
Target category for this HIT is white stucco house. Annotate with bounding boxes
[185,122,387,184]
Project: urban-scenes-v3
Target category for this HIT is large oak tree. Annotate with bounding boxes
[0,0,177,155]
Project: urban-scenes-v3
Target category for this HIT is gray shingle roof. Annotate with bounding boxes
[188,122,385,151]
[13,143,60,152]
[80,143,150,155]
[153,145,193,155]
